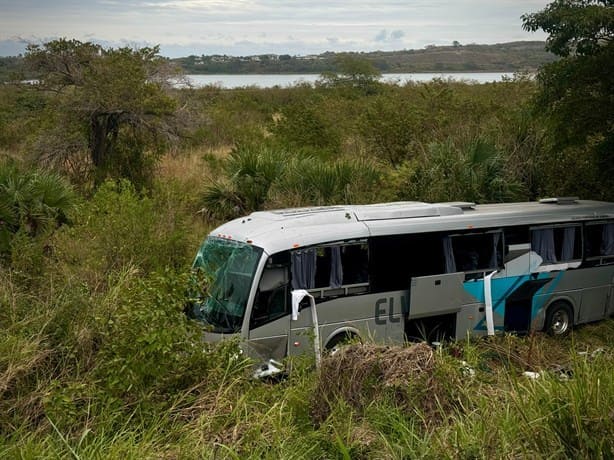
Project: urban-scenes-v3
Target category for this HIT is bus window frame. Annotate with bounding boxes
[529,222,583,269]
[292,239,370,301]
[446,228,504,277]
[584,220,614,265]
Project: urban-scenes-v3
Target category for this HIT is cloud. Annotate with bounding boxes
[375,30,388,42]
[390,30,404,40]
[375,29,404,43]
[0,0,550,56]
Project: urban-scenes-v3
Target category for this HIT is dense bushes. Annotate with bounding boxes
[393,137,524,203]
[3,74,611,203]
[1,62,613,457]
[202,144,384,218]
[0,175,240,452]
[56,180,192,277]
[188,77,612,213]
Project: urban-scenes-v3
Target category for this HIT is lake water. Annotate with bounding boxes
[185,72,515,89]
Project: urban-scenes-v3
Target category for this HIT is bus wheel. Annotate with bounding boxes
[545,302,573,336]
[326,332,358,355]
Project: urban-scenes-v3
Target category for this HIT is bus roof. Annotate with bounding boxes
[208,199,614,255]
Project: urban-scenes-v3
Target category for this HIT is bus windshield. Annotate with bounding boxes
[192,237,263,333]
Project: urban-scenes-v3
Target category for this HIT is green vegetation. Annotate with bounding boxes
[23,39,182,187]
[522,0,614,189]
[174,41,556,74]
[1,40,555,82]
[0,2,612,456]
[0,163,75,258]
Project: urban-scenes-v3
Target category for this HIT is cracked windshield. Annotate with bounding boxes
[192,237,263,333]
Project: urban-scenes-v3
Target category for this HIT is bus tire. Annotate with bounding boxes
[326,331,358,355]
[544,301,573,336]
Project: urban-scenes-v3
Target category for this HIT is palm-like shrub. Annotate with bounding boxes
[202,145,384,219]
[0,162,76,254]
[202,145,287,219]
[396,138,525,204]
[272,156,382,207]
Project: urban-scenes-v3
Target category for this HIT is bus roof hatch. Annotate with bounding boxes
[353,202,464,221]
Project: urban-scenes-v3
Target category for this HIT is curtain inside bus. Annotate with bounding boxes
[561,227,576,260]
[531,228,557,263]
[291,249,317,289]
[602,223,614,255]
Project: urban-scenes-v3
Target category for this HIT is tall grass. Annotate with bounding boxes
[1,78,614,458]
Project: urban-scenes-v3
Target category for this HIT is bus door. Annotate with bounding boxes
[287,294,317,357]
[246,266,291,361]
[407,272,474,341]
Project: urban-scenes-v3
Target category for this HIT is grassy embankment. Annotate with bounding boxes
[1,77,614,458]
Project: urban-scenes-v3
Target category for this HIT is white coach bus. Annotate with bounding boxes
[188,199,614,366]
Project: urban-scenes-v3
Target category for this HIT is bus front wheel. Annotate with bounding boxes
[326,331,359,355]
[544,302,573,336]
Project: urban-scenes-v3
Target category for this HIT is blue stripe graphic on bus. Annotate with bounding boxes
[530,271,565,320]
[462,272,561,332]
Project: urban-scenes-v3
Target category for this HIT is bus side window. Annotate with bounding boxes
[314,247,332,288]
[502,225,530,264]
[369,233,445,293]
[290,242,369,296]
[530,224,582,266]
[585,221,614,265]
[445,231,503,274]
[313,244,369,288]
[342,243,369,284]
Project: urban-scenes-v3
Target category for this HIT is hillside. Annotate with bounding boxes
[175,41,556,74]
[0,41,555,81]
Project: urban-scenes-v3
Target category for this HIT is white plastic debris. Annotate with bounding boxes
[523,371,541,380]
[460,361,475,377]
[577,347,607,358]
[253,359,284,379]
[591,347,605,358]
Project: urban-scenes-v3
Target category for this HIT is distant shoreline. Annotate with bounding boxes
[173,41,554,76]
[181,70,521,75]
[184,72,519,89]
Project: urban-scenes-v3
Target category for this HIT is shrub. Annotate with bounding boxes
[55,179,191,281]
[271,156,384,207]
[202,145,287,219]
[0,162,76,258]
[358,95,426,165]
[202,146,385,218]
[270,99,342,156]
[92,269,214,399]
[395,138,525,203]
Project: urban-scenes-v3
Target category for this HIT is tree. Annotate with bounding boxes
[24,39,181,186]
[318,55,382,95]
[522,1,614,182]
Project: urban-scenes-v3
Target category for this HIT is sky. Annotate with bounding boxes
[0,0,549,57]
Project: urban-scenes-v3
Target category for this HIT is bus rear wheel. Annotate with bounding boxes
[545,302,573,336]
